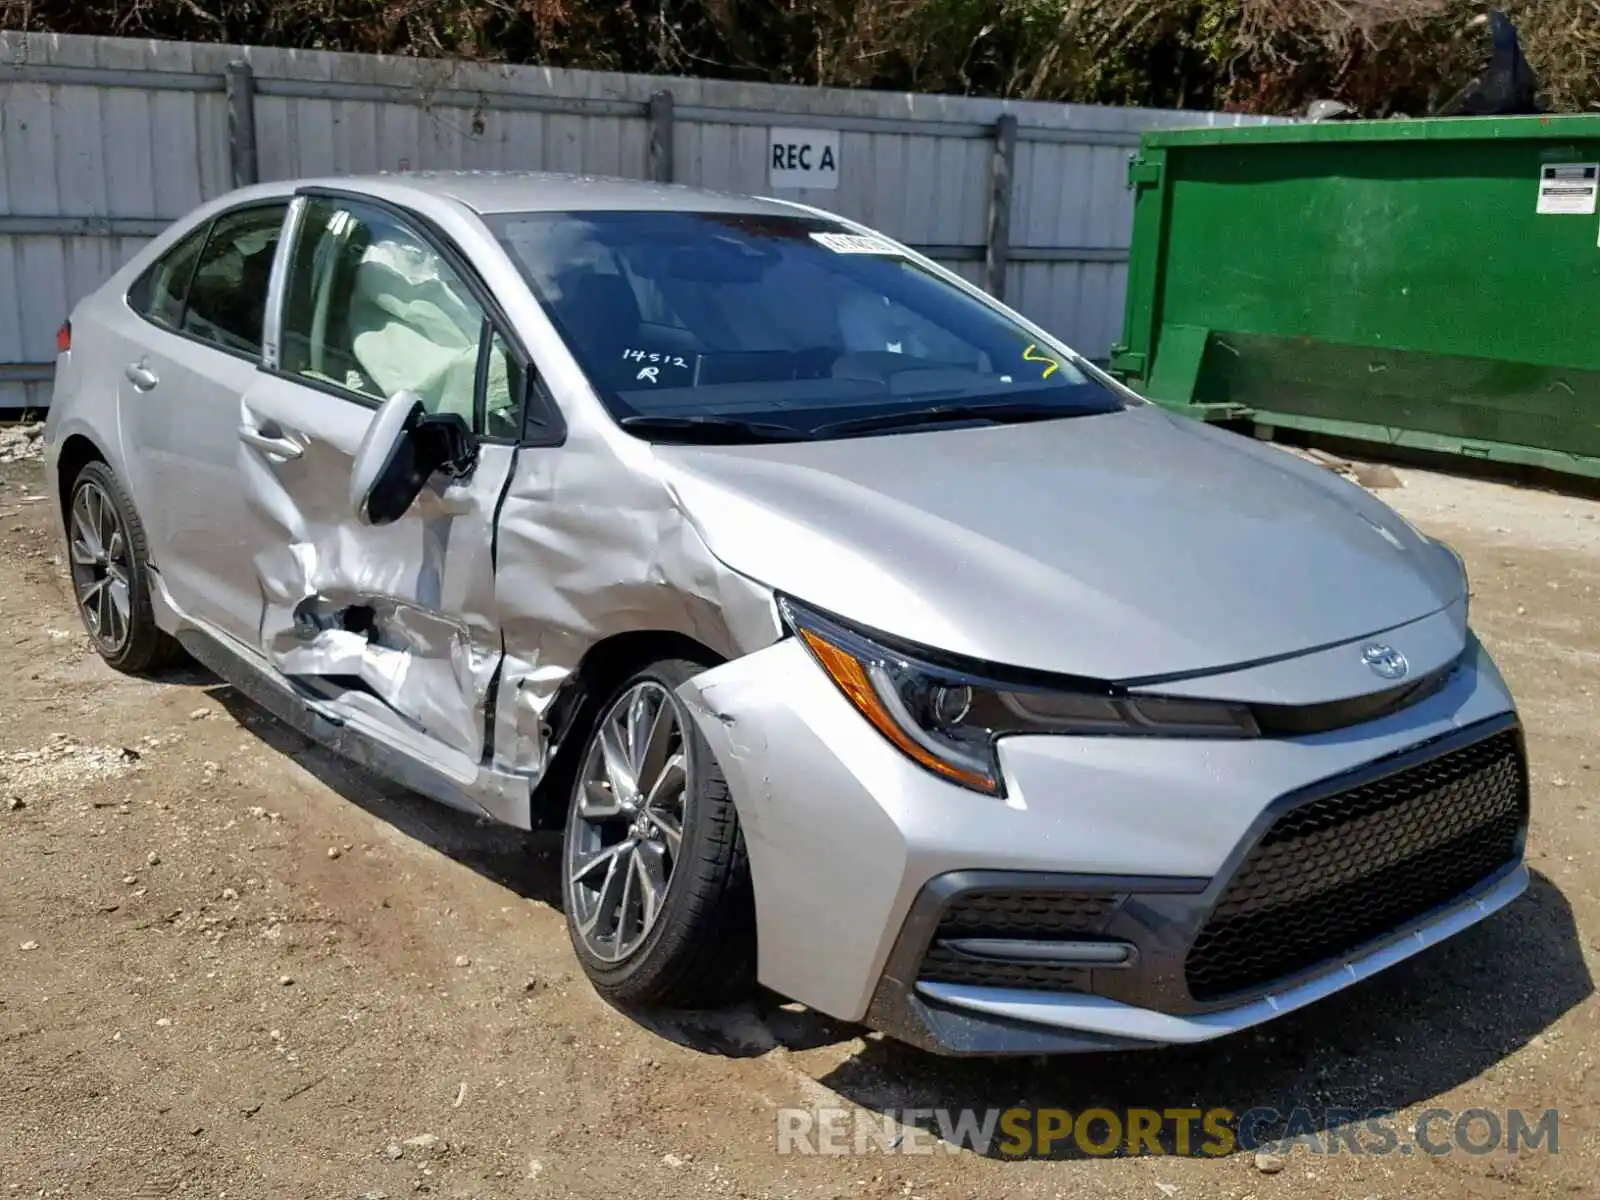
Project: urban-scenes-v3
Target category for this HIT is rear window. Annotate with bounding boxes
[181,205,287,358]
[129,226,209,330]
[128,203,287,359]
[488,210,1121,435]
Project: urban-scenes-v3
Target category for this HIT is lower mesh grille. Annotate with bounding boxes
[933,890,1118,938]
[916,890,1116,992]
[1185,728,1527,1002]
[917,945,1090,991]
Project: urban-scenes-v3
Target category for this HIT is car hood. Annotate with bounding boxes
[651,405,1465,683]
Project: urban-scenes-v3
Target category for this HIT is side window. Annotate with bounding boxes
[129,225,210,330]
[181,204,289,358]
[281,197,495,428]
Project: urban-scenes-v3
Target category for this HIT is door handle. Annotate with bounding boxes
[238,424,304,461]
[124,362,159,391]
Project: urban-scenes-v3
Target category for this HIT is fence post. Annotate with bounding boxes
[985,113,1018,300]
[226,59,260,189]
[648,89,675,184]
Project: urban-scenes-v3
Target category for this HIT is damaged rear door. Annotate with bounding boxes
[237,192,529,778]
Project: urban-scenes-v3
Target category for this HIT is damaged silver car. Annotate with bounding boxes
[45,173,1529,1054]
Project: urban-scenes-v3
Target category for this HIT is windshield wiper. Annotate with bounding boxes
[619,414,811,444]
[808,401,1084,439]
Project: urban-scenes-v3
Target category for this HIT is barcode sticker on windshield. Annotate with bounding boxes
[811,232,900,255]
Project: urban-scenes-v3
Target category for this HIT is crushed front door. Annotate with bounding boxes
[236,193,520,772]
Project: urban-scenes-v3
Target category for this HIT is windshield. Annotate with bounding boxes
[488,210,1124,441]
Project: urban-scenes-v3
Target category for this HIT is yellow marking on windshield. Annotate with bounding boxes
[1023,343,1060,379]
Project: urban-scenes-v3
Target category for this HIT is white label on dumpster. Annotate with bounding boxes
[1536,163,1599,214]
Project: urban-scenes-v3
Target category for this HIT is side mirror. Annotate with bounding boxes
[350,390,478,526]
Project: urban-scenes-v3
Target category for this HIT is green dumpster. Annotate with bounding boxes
[1110,116,1600,479]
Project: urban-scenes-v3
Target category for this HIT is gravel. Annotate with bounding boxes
[1254,1151,1287,1174]
[0,423,44,465]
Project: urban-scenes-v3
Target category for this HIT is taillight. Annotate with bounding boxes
[56,321,71,354]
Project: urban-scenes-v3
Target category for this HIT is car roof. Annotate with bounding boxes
[291,171,815,218]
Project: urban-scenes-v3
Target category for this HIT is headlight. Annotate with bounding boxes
[781,598,1258,796]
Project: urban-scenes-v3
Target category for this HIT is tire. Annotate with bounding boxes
[66,460,184,674]
[561,658,756,1008]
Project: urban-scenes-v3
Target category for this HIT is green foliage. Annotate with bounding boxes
[3,0,1598,113]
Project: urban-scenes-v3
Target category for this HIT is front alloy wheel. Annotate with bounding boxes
[566,680,689,963]
[560,660,755,1008]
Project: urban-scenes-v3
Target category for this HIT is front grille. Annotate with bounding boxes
[916,889,1116,992]
[1185,728,1527,1002]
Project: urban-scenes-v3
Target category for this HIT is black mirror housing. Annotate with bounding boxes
[351,391,480,527]
[412,412,478,480]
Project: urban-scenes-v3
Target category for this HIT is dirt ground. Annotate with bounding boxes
[1,455,1597,1200]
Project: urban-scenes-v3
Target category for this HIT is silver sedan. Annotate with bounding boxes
[43,172,1528,1054]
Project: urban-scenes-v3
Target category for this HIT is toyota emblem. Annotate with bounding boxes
[1362,644,1409,680]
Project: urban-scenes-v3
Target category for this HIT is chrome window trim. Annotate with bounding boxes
[260,195,307,372]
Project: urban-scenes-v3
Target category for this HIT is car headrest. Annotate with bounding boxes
[557,273,642,341]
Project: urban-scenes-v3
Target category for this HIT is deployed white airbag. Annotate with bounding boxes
[349,240,481,421]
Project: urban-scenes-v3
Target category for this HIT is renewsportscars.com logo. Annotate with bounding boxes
[775,1106,1561,1159]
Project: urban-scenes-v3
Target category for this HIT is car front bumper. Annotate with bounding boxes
[887,860,1527,1053]
[677,634,1527,1055]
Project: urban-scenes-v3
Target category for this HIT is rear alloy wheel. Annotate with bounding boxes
[561,660,755,1007]
[66,462,183,673]
[69,476,133,656]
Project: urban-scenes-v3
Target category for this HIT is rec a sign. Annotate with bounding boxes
[768,127,840,190]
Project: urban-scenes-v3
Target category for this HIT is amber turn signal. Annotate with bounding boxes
[797,626,997,793]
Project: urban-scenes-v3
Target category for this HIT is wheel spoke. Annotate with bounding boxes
[644,751,686,812]
[625,686,653,766]
[569,839,629,887]
[649,807,683,857]
[578,779,625,822]
[79,577,110,633]
[98,575,117,642]
[106,578,130,646]
[578,849,629,938]
[599,717,638,806]
[634,839,669,930]
[634,696,677,798]
[615,844,640,945]
[106,529,125,566]
[69,533,99,566]
[95,488,115,558]
[71,494,104,562]
[107,571,130,612]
